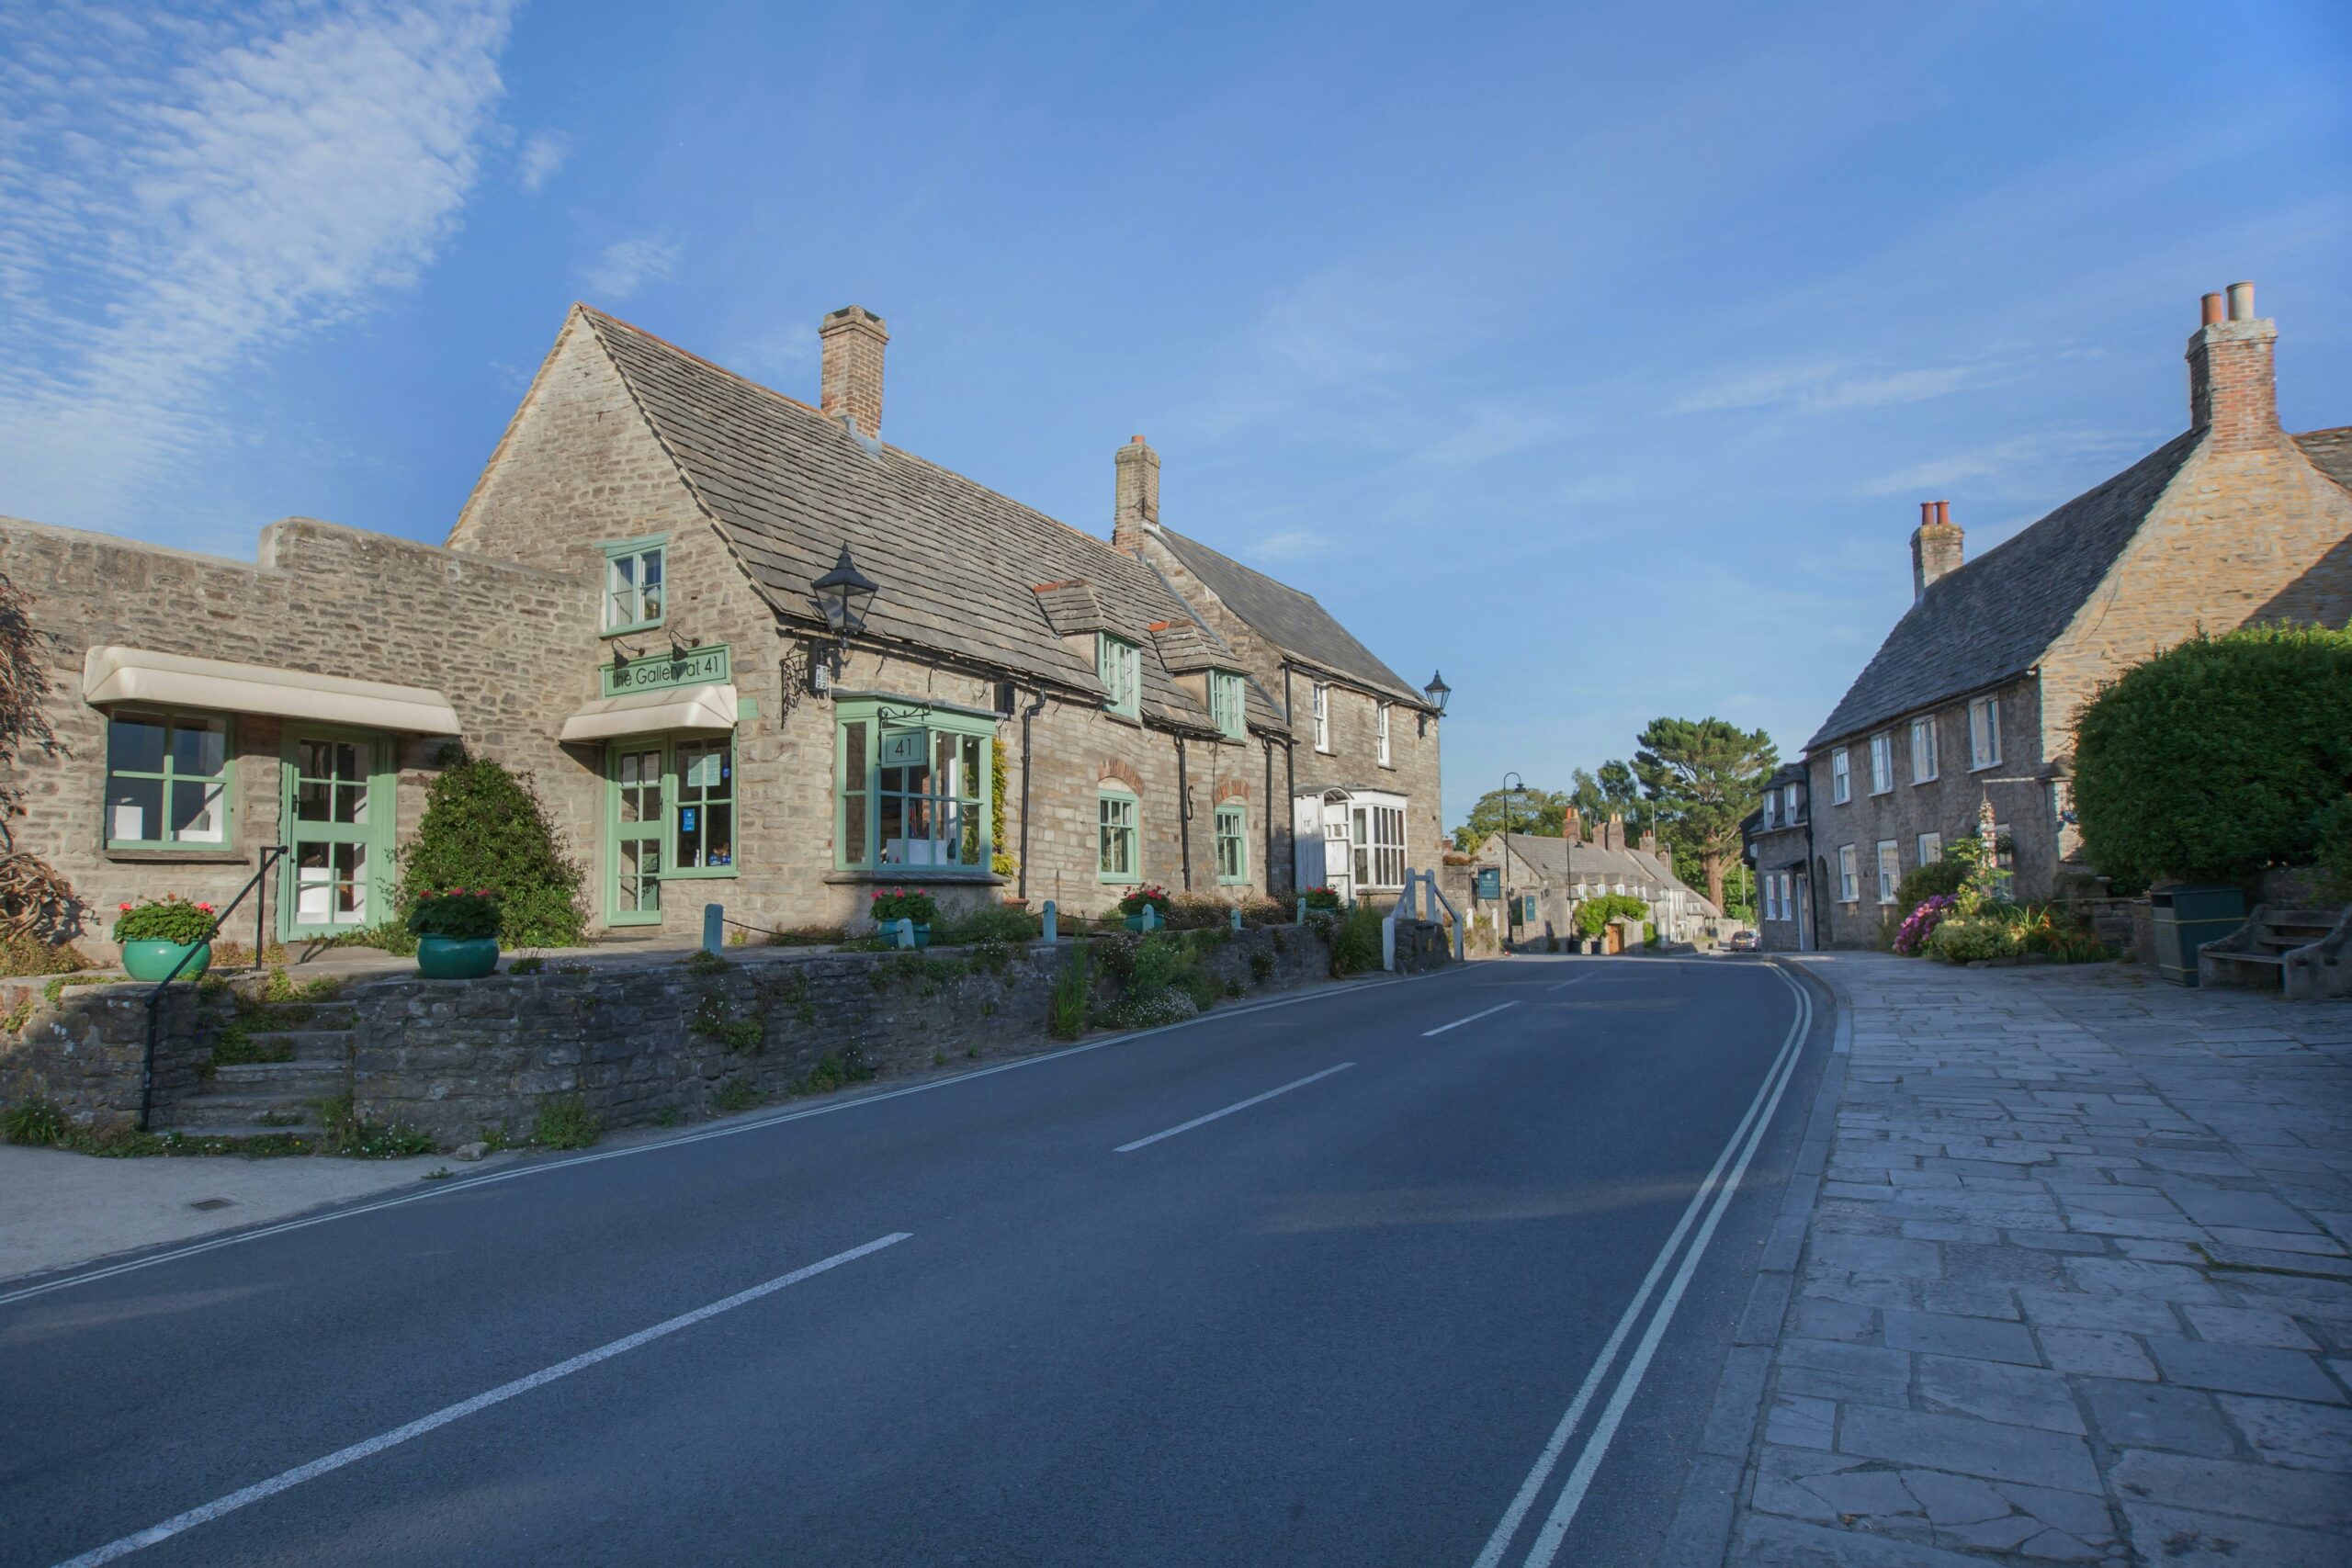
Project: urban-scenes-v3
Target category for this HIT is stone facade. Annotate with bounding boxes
[1801,287,2352,948]
[1746,765,1815,952]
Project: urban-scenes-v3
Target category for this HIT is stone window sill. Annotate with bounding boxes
[823,870,1005,887]
[103,848,252,866]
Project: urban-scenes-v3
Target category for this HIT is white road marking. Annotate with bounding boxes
[48,1234,911,1568]
[1114,1063,1355,1153]
[1471,968,1812,1568]
[0,964,1479,1309]
[1422,1000,1521,1036]
[1544,976,1593,992]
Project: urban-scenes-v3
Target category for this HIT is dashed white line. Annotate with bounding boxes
[49,1234,912,1568]
[1114,1063,1356,1152]
[1422,1000,1521,1036]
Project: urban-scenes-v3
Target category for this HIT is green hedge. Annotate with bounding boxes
[2072,626,2352,891]
[1574,893,1649,938]
[396,756,587,947]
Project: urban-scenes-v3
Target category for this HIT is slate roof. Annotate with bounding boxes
[1148,618,1223,673]
[1805,431,2202,751]
[1149,526,1426,705]
[1032,580,1110,637]
[574,308,1284,737]
[2295,427,2352,497]
[1494,833,1717,913]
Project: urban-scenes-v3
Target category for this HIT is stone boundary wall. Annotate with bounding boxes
[0,920,1430,1143]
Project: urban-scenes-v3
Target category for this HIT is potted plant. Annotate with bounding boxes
[407,888,503,978]
[870,886,938,947]
[1301,886,1343,912]
[112,895,219,982]
[1118,884,1172,931]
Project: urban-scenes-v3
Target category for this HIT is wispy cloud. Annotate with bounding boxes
[1671,355,2010,416]
[1853,428,2146,497]
[516,129,571,192]
[578,234,681,302]
[1252,529,1330,562]
[0,0,516,545]
[728,323,820,390]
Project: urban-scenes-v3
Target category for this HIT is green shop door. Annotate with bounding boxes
[606,744,665,925]
[279,730,394,941]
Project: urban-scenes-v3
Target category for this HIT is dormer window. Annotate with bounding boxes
[1097,634,1141,719]
[601,535,666,635]
[1210,670,1246,739]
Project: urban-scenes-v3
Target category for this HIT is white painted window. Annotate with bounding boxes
[1784,784,1800,820]
[1376,701,1392,767]
[1831,749,1851,804]
[1910,716,1939,783]
[1870,733,1894,795]
[1917,830,1942,867]
[1761,793,1777,829]
[1312,683,1331,752]
[1351,803,1406,888]
[1876,840,1900,905]
[1838,843,1858,903]
[1969,695,2001,770]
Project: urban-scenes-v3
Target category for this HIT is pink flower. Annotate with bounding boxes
[118,902,132,913]
[196,903,214,914]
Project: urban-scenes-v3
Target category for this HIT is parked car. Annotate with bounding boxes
[1727,930,1758,952]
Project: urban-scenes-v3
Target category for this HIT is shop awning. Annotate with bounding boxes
[559,682,739,742]
[83,646,461,734]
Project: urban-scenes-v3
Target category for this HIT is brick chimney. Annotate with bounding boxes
[1113,434,1159,555]
[1560,805,1581,842]
[820,305,888,442]
[2187,281,2278,453]
[1910,500,1963,602]
[1639,829,1658,856]
[1600,813,1624,852]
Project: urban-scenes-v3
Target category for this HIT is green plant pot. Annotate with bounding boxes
[120,939,211,983]
[416,935,500,979]
[1124,913,1170,932]
[909,923,931,949]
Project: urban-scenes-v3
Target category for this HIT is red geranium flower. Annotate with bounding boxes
[119,902,132,913]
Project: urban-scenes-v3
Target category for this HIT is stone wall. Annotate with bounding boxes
[0,922,1376,1145]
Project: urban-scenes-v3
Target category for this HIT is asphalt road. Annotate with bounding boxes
[2,952,1826,1568]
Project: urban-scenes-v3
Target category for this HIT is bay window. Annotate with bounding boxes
[1351,802,1405,889]
[106,709,232,850]
[833,702,994,873]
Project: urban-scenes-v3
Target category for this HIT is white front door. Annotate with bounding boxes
[1323,801,1353,902]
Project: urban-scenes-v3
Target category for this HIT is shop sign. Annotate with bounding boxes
[1475,867,1500,900]
[601,644,730,698]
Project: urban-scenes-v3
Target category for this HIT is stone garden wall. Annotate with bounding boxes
[0,919,1420,1144]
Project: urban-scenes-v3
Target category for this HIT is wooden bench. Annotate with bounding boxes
[2199,905,2352,1000]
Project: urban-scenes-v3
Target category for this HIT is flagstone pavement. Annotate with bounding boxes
[1685,952,2352,1567]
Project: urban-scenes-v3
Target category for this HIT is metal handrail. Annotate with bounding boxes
[139,844,286,1134]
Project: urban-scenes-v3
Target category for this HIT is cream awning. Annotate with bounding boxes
[559,682,739,743]
[83,647,461,734]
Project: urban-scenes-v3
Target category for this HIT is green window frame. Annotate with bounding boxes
[1098,787,1139,883]
[278,728,394,940]
[1215,803,1249,885]
[104,708,233,851]
[1209,671,1245,740]
[600,734,737,926]
[1097,634,1141,719]
[832,700,996,874]
[670,738,736,877]
[599,533,667,636]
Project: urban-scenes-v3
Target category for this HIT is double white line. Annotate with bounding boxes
[1471,964,1814,1568]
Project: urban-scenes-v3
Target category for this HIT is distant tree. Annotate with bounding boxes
[1597,760,1640,809]
[1565,761,1641,826]
[1451,785,1573,852]
[1631,716,1778,910]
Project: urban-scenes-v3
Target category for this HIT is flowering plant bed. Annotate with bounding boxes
[406,889,503,942]
[111,895,218,946]
[1300,886,1343,911]
[1892,893,1957,956]
[1117,885,1173,919]
[870,886,939,925]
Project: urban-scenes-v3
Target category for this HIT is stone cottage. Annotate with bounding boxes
[1474,810,1719,950]
[0,302,1444,957]
[1798,282,2352,947]
[1742,763,1813,951]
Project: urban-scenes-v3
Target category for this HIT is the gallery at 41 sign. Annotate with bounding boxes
[602,644,731,697]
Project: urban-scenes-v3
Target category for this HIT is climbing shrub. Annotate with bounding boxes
[1573,894,1648,938]
[2073,626,2352,891]
[397,755,587,947]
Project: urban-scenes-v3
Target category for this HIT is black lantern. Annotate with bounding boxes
[1423,669,1451,715]
[813,544,879,638]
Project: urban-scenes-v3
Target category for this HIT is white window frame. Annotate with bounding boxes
[1349,800,1406,889]
[1838,843,1859,903]
[1876,840,1900,905]
[1312,682,1331,753]
[1376,701,1392,767]
[1869,733,1894,795]
[1830,748,1851,805]
[1784,784,1800,821]
[1761,792,1777,829]
[1917,830,1942,867]
[1910,715,1939,783]
[1969,695,2001,770]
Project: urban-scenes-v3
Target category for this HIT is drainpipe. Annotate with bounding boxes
[1803,782,1821,952]
[1282,665,1296,895]
[1016,683,1048,901]
[1262,734,1274,896]
[1176,735,1193,890]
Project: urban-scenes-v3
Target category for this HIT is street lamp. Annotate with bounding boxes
[1501,770,1525,840]
[809,544,879,692]
[1419,669,1451,737]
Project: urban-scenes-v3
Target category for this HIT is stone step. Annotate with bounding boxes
[166,1095,322,1132]
[209,1058,346,1095]
[160,1122,322,1144]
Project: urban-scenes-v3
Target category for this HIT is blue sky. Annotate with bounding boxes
[4,1,2347,829]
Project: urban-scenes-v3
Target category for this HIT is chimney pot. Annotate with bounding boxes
[2201,291,2226,326]
[819,305,888,443]
[2186,278,2278,447]
[1112,434,1161,555]
[2227,280,2256,321]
